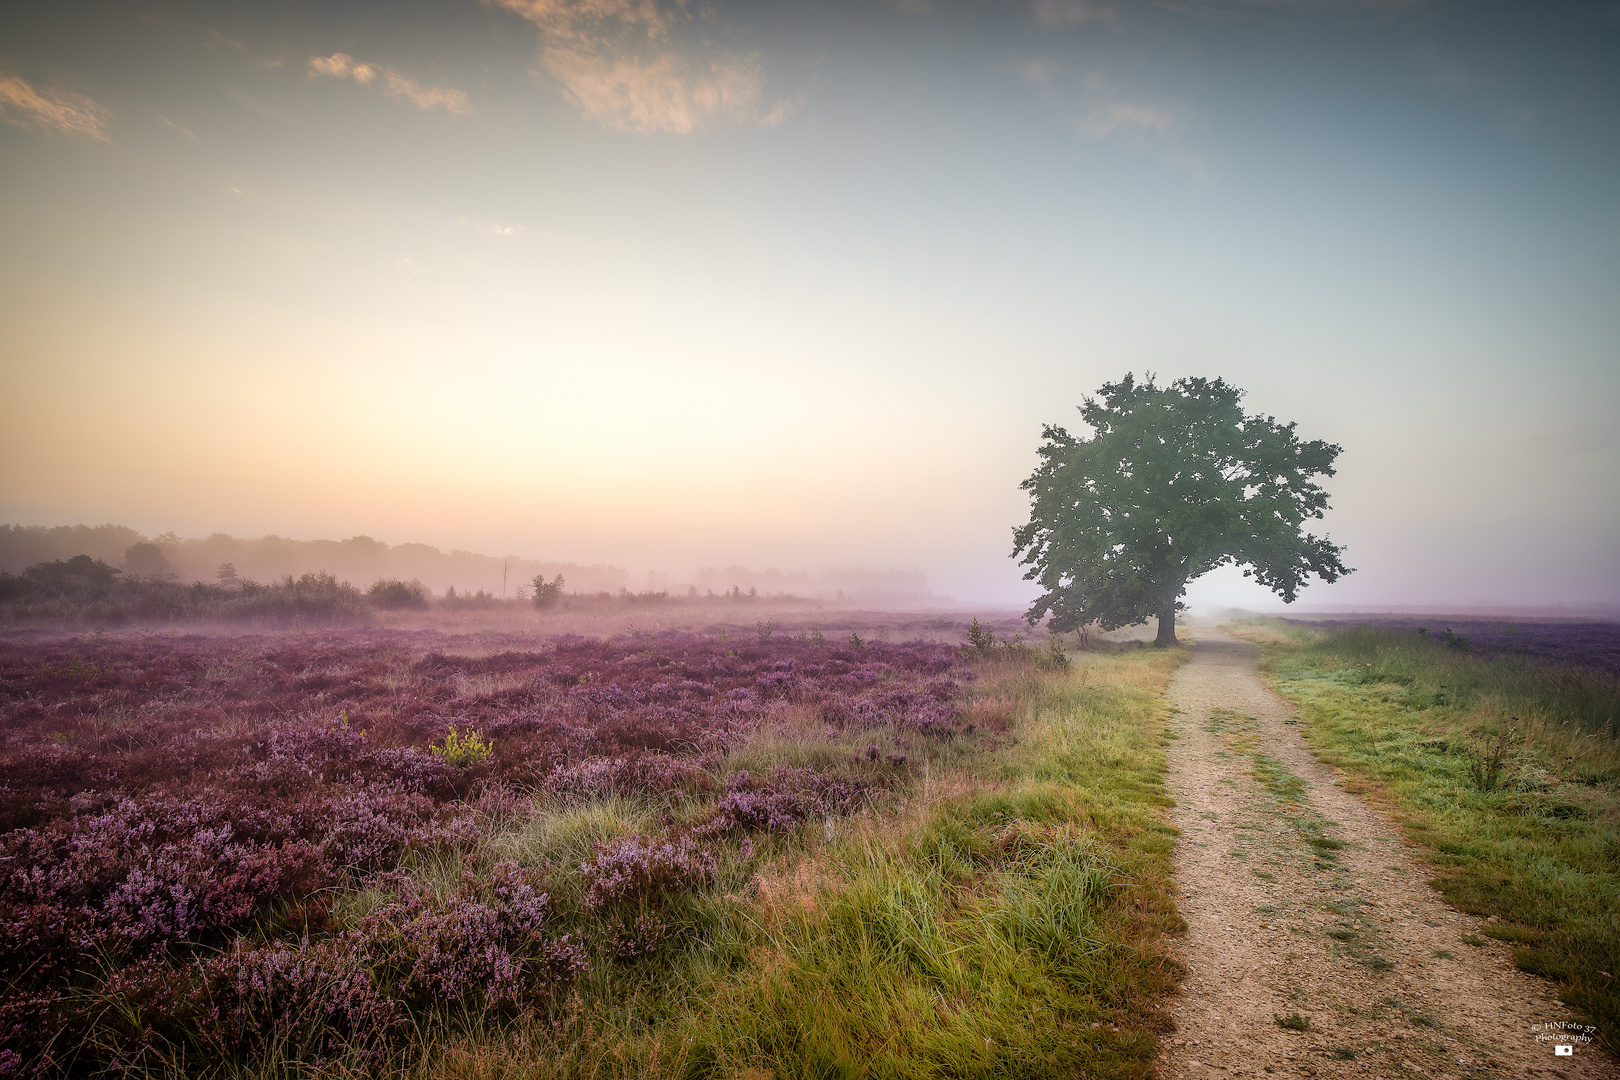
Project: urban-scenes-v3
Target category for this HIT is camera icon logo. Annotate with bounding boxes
[1555,1045,1574,1056]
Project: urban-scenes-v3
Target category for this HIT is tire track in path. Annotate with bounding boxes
[1156,627,1616,1080]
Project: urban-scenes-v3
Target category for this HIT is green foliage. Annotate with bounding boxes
[0,522,144,570]
[366,578,430,610]
[1,555,121,600]
[440,584,500,611]
[1013,373,1351,644]
[964,618,1039,662]
[124,541,173,579]
[532,573,566,609]
[1275,1012,1310,1032]
[0,561,372,626]
[430,725,495,768]
[966,617,995,652]
[1468,731,1518,792]
[1043,633,1072,672]
[1418,625,1471,651]
[1241,619,1620,743]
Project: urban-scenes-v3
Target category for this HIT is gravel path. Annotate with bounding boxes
[1156,627,1616,1080]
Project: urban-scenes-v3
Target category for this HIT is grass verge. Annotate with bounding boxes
[418,645,1189,1080]
[1230,618,1620,1052]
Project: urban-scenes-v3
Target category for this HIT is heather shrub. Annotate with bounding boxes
[0,627,975,1075]
[203,936,398,1064]
[580,834,718,909]
[608,911,672,960]
[543,753,715,802]
[702,767,876,835]
[0,990,74,1077]
[356,862,584,1005]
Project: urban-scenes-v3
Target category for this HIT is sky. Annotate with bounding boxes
[1,0,1617,610]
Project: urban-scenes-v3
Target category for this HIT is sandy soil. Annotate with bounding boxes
[1156,626,1616,1080]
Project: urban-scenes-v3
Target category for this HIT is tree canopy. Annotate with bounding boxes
[1012,373,1352,645]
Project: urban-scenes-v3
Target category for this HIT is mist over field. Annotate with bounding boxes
[2,1,1617,614]
[0,524,937,606]
[5,7,1620,1074]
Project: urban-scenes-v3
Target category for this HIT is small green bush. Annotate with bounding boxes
[430,725,494,767]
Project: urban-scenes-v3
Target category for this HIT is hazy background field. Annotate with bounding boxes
[4,1,1617,613]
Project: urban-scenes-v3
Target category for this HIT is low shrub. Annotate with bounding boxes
[367,579,430,611]
[702,766,876,835]
[431,726,495,768]
[580,834,718,909]
[531,574,565,610]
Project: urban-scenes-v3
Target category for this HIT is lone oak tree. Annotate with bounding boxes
[1013,374,1351,646]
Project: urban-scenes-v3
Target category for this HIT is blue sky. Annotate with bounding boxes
[2,0,1617,608]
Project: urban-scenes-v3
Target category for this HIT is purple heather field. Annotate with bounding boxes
[0,628,975,1072]
[1286,617,1620,677]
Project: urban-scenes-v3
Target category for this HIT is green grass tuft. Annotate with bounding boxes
[1275,1012,1310,1032]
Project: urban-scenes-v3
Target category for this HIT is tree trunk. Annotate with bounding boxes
[1154,600,1179,647]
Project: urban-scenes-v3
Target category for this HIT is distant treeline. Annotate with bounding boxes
[0,558,845,627]
[0,524,628,597]
[0,556,375,627]
[0,524,944,612]
[688,564,932,603]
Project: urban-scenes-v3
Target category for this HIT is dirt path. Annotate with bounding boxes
[1156,627,1615,1080]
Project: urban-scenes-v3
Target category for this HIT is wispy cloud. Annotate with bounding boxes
[494,0,783,134]
[0,72,111,140]
[1080,74,1174,140]
[1031,0,1118,28]
[761,93,802,128]
[1009,61,1202,178]
[1012,57,1064,88]
[460,216,526,236]
[1012,63,1173,141]
[160,115,196,139]
[1075,93,1173,140]
[381,70,473,112]
[204,29,285,70]
[310,52,378,83]
[308,53,472,114]
[1071,74,1181,166]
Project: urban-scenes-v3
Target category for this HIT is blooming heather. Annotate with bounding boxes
[0,628,969,1071]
